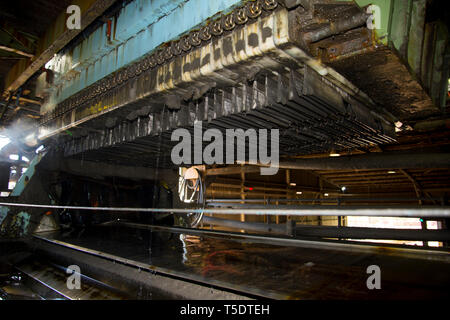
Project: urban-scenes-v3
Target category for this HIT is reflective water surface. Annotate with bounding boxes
[44,224,450,299]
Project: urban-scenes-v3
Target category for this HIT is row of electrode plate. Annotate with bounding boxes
[40,0,281,126]
[61,69,396,160]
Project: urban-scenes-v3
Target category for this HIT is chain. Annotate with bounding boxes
[41,0,281,125]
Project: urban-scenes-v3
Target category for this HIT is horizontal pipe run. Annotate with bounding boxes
[0,202,449,217]
[202,216,450,241]
[206,197,446,203]
[255,153,450,170]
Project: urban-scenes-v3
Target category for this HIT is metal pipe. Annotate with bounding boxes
[302,11,369,43]
[202,215,287,234]
[256,153,450,170]
[203,216,450,241]
[2,0,117,99]
[0,202,449,217]
[0,45,34,58]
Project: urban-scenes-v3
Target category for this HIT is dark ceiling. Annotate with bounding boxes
[0,0,72,92]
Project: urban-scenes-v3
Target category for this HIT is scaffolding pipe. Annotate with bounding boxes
[294,225,450,241]
[0,202,449,217]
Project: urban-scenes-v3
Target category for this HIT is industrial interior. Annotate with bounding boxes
[0,0,449,300]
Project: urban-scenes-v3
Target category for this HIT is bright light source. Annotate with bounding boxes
[21,168,27,174]
[329,150,340,157]
[290,183,296,186]
[35,145,44,153]
[324,193,329,197]
[387,170,396,174]
[8,181,16,190]
[9,154,19,161]
[0,136,10,150]
[11,169,16,174]
[341,186,346,192]
[22,156,30,162]
[296,191,302,195]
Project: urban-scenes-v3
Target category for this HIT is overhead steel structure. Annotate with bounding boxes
[0,0,448,301]
[35,0,395,166]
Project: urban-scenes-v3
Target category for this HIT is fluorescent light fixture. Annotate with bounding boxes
[296,191,302,195]
[324,193,329,197]
[290,183,296,186]
[388,170,396,174]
